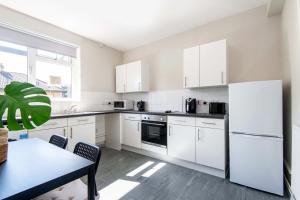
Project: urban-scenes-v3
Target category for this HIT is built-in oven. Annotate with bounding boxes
[141,114,167,148]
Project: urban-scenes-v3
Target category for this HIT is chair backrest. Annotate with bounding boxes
[49,134,68,149]
[73,142,101,173]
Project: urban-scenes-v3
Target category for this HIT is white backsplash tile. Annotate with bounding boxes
[122,87,228,113]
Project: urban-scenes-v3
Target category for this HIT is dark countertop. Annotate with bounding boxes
[51,110,226,119]
[2,110,226,125]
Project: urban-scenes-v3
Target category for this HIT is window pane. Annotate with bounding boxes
[36,61,72,98]
[37,49,71,63]
[0,40,28,93]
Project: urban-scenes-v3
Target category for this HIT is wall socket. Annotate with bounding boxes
[104,100,113,105]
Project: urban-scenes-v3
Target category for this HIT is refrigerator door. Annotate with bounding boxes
[230,132,283,195]
[229,80,283,138]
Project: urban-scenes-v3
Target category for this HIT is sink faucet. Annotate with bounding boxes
[64,105,78,113]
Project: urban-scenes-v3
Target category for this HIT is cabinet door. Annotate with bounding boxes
[69,123,96,151]
[126,61,142,92]
[200,40,227,87]
[183,46,200,88]
[122,119,141,148]
[29,127,66,142]
[168,124,195,162]
[116,64,126,93]
[196,127,225,170]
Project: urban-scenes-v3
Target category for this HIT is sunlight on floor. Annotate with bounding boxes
[99,179,140,200]
[142,162,166,178]
[126,161,155,177]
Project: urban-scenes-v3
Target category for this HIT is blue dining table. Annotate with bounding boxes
[0,138,95,200]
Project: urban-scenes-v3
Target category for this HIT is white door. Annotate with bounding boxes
[29,127,66,142]
[196,127,225,170]
[230,133,283,195]
[69,123,96,151]
[168,124,195,162]
[183,46,200,88]
[126,61,141,92]
[122,119,141,148]
[229,80,283,137]
[200,40,227,87]
[116,64,126,93]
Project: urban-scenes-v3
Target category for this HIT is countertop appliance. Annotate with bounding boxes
[209,102,226,115]
[185,98,196,113]
[113,100,134,110]
[141,114,167,148]
[229,80,283,196]
[137,100,145,112]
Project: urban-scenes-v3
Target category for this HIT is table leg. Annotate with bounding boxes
[87,166,95,200]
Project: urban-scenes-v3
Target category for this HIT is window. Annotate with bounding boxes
[0,41,28,93]
[36,50,73,99]
[0,40,79,100]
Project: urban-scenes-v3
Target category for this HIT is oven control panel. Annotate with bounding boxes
[142,114,167,122]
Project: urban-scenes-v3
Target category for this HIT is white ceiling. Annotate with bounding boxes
[0,0,268,51]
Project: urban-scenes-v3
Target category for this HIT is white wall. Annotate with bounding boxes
[123,6,282,91]
[281,0,300,195]
[0,5,123,112]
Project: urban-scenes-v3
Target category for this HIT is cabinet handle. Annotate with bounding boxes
[221,72,224,84]
[137,122,140,132]
[198,128,200,141]
[202,122,216,125]
[169,125,171,136]
[184,76,187,88]
[70,127,73,139]
[63,128,66,137]
[47,122,58,126]
[78,119,89,123]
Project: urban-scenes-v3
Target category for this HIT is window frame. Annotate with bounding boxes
[0,42,80,102]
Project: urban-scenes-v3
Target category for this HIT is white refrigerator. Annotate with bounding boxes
[229,80,283,196]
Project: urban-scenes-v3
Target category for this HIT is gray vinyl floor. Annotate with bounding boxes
[95,148,289,200]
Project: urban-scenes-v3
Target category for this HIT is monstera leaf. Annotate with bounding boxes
[0,81,51,131]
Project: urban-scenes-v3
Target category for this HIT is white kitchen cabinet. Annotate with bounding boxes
[68,122,96,151]
[183,46,200,88]
[126,61,142,92]
[29,127,66,142]
[167,124,196,162]
[199,39,227,87]
[116,64,126,93]
[196,127,225,170]
[115,60,149,93]
[121,114,141,149]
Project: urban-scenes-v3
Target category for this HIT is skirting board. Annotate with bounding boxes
[122,145,226,179]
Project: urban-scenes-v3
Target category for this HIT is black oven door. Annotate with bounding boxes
[141,120,167,147]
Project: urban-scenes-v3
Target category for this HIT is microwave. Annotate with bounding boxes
[113,100,134,110]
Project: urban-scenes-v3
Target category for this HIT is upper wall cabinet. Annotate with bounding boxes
[183,46,200,88]
[183,39,228,88]
[116,64,127,93]
[116,60,149,93]
[200,40,227,87]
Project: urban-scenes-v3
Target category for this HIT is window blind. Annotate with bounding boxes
[0,24,77,58]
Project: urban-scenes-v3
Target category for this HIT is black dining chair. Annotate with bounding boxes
[49,134,68,149]
[35,142,102,200]
[73,142,102,196]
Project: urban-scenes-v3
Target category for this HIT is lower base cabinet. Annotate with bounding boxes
[168,124,196,162]
[29,127,66,142]
[121,114,141,149]
[196,127,225,170]
[27,116,96,152]
[68,123,96,151]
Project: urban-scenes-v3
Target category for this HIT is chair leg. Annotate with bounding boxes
[95,183,98,196]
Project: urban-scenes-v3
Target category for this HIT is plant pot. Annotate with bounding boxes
[0,128,8,164]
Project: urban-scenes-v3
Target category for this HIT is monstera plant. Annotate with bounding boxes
[0,81,51,163]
